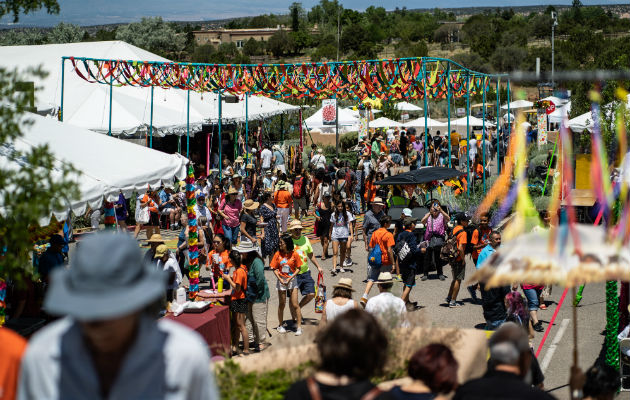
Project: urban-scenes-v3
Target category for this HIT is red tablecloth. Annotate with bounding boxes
[164,306,230,357]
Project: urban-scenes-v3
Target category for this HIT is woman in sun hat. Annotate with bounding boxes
[321,277,359,324]
[240,198,260,244]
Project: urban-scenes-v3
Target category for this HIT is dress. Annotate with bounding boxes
[260,204,279,258]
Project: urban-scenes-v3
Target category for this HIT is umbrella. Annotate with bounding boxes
[369,117,403,128]
[501,100,534,110]
[403,117,446,128]
[394,101,423,112]
[375,166,464,186]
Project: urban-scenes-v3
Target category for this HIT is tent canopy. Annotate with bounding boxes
[501,100,534,110]
[376,166,464,186]
[0,112,188,224]
[404,117,446,128]
[370,117,403,128]
[0,41,297,137]
[548,101,571,124]
[450,116,496,128]
[303,106,358,129]
[394,101,422,112]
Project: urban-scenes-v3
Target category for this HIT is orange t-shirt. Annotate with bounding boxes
[274,190,293,209]
[380,142,388,154]
[230,265,248,300]
[208,249,231,276]
[364,181,376,202]
[0,327,27,400]
[141,194,158,213]
[270,250,303,278]
[471,227,492,261]
[475,163,484,179]
[369,227,395,266]
[452,225,468,262]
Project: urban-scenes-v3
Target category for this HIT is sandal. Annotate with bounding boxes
[330,269,337,276]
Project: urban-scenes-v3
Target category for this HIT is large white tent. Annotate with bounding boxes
[501,100,534,110]
[404,117,446,128]
[394,101,423,112]
[0,112,188,224]
[303,106,358,133]
[450,116,496,128]
[548,101,572,124]
[0,41,297,137]
[369,117,403,128]
[567,111,594,132]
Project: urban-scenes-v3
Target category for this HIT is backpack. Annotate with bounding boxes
[463,225,479,255]
[440,229,466,263]
[368,243,382,267]
[293,176,305,198]
[394,238,412,266]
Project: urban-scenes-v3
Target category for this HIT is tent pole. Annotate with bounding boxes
[335,95,339,158]
[299,108,303,154]
[447,63,451,168]
[507,79,511,138]
[482,77,487,194]
[281,113,284,142]
[422,63,428,167]
[496,78,501,175]
[466,72,470,197]
[60,57,65,122]
[245,93,249,173]
[219,91,223,178]
[206,131,210,178]
[187,89,190,159]
[149,85,154,148]
[108,70,114,136]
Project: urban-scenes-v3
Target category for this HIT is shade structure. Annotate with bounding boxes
[501,100,534,110]
[469,224,630,288]
[303,106,358,130]
[403,117,446,128]
[0,41,297,137]
[548,101,572,124]
[501,113,515,121]
[375,166,464,186]
[568,111,594,132]
[394,101,423,112]
[0,112,188,224]
[369,117,403,128]
[450,116,495,128]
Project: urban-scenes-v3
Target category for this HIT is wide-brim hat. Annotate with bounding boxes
[227,187,238,195]
[233,240,261,254]
[236,156,244,163]
[243,199,260,210]
[147,234,165,243]
[333,277,355,291]
[376,272,394,284]
[289,220,303,230]
[276,180,288,189]
[372,197,385,206]
[246,163,254,170]
[44,233,166,321]
[232,173,242,180]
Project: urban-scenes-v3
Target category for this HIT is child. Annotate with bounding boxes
[223,250,249,355]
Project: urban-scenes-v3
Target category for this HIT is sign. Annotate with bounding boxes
[322,99,337,125]
[546,101,555,115]
[456,107,465,116]
[358,108,369,144]
[537,112,548,146]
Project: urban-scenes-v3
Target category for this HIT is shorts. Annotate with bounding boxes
[293,197,308,212]
[450,260,466,281]
[368,264,393,282]
[332,237,348,243]
[316,221,330,237]
[230,298,248,313]
[400,265,416,287]
[523,288,542,311]
[296,271,316,296]
[148,211,160,226]
[276,278,297,291]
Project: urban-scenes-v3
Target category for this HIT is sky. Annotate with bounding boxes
[0,0,623,27]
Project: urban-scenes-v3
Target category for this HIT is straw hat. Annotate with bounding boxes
[376,272,394,284]
[333,277,355,291]
[147,234,165,244]
[236,156,244,163]
[276,180,288,190]
[233,240,261,254]
[243,199,260,210]
[227,187,238,195]
[372,197,385,206]
[232,173,242,180]
[288,220,303,230]
[246,163,254,170]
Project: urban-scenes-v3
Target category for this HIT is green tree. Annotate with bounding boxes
[0,29,46,45]
[115,17,185,57]
[267,30,292,57]
[47,22,85,44]
[0,0,59,22]
[394,40,428,58]
[289,2,303,31]
[310,43,336,62]
[340,23,369,54]
[243,38,263,56]
[490,45,527,71]
[462,14,503,59]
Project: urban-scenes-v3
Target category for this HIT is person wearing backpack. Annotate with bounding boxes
[396,217,422,311]
[446,213,470,308]
[361,215,396,307]
[292,168,309,220]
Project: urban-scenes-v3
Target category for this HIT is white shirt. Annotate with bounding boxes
[325,299,356,322]
[468,138,478,158]
[194,205,212,225]
[330,211,355,240]
[19,316,218,400]
[261,148,273,169]
[158,254,183,290]
[311,154,326,170]
[365,292,407,326]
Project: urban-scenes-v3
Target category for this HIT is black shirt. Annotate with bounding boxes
[240,212,257,239]
[480,283,510,323]
[453,370,556,400]
[286,379,394,400]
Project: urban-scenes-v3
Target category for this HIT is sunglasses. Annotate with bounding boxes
[213,240,222,244]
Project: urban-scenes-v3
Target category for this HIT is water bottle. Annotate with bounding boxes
[176,287,186,305]
[217,278,224,293]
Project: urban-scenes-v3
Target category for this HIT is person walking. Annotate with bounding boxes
[259,191,279,266]
[260,143,273,174]
[467,213,492,303]
[310,148,326,171]
[365,272,407,326]
[239,199,259,244]
[272,144,286,174]
[362,196,385,279]
[270,235,304,336]
[274,180,293,233]
[330,200,355,275]
[289,220,324,311]
[397,217,422,311]
[218,187,242,245]
[320,278,359,324]
[361,216,396,307]
[446,213,470,308]
[292,169,309,220]
[315,192,332,260]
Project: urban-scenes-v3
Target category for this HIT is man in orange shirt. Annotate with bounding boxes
[360,215,396,307]
[0,327,27,400]
[446,213,470,308]
[273,180,293,233]
[467,213,492,304]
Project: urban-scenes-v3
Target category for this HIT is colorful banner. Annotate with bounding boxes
[537,112,547,146]
[322,99,336,125]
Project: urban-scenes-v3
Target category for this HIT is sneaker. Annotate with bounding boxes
[445,297,451,304]
[339,268,346,273]
[467,286,479,303]
[421,275,428,281]
[448,300,457,308]
[295,328,303,336]
[394,274,403,282]
[439,274,447,281]
[533,322,545,332]
[344,257,352,267]
[277,326,287,334]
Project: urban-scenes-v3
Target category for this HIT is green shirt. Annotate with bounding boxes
[248,257,269,303]
[371,141,381,159]
[292,235,313,274]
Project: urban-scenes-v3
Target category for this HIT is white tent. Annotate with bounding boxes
[0,41,297,137]
[501,100,534,110]
[502,113,515,121]
[394,101,422,112]
[548,101,572,124]
[568,111,594,132]
[303,106,358,132]
[404,117,446,128]
[369,117,403,128]
[0,112,188,224]
[450,116,496,128]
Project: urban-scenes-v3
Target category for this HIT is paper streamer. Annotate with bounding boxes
[185,165,199,299]
[0,279,5,326]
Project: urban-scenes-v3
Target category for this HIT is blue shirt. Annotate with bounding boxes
[476,244,496,270]
[273,150,284,166]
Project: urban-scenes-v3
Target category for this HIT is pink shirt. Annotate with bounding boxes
[220,199,242,227]
[424,213,446,240]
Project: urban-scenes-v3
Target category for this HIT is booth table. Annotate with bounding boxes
[164,305,231,357]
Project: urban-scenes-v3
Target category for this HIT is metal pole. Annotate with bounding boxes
[149,85,153,147]
[108,70,114,136]
[186,90,190,158]
[60,58,65,122]
[218,91,223,178]
[447,63,451,168]
[466,72,470,197]
[496,78,501,175]
[507,79,511,138]
[245,93,249,169]
[482,77,487,194]
[422,63,428,167]
[335,96,339,158]
[551,12,556,88]
[280,113,284,142]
